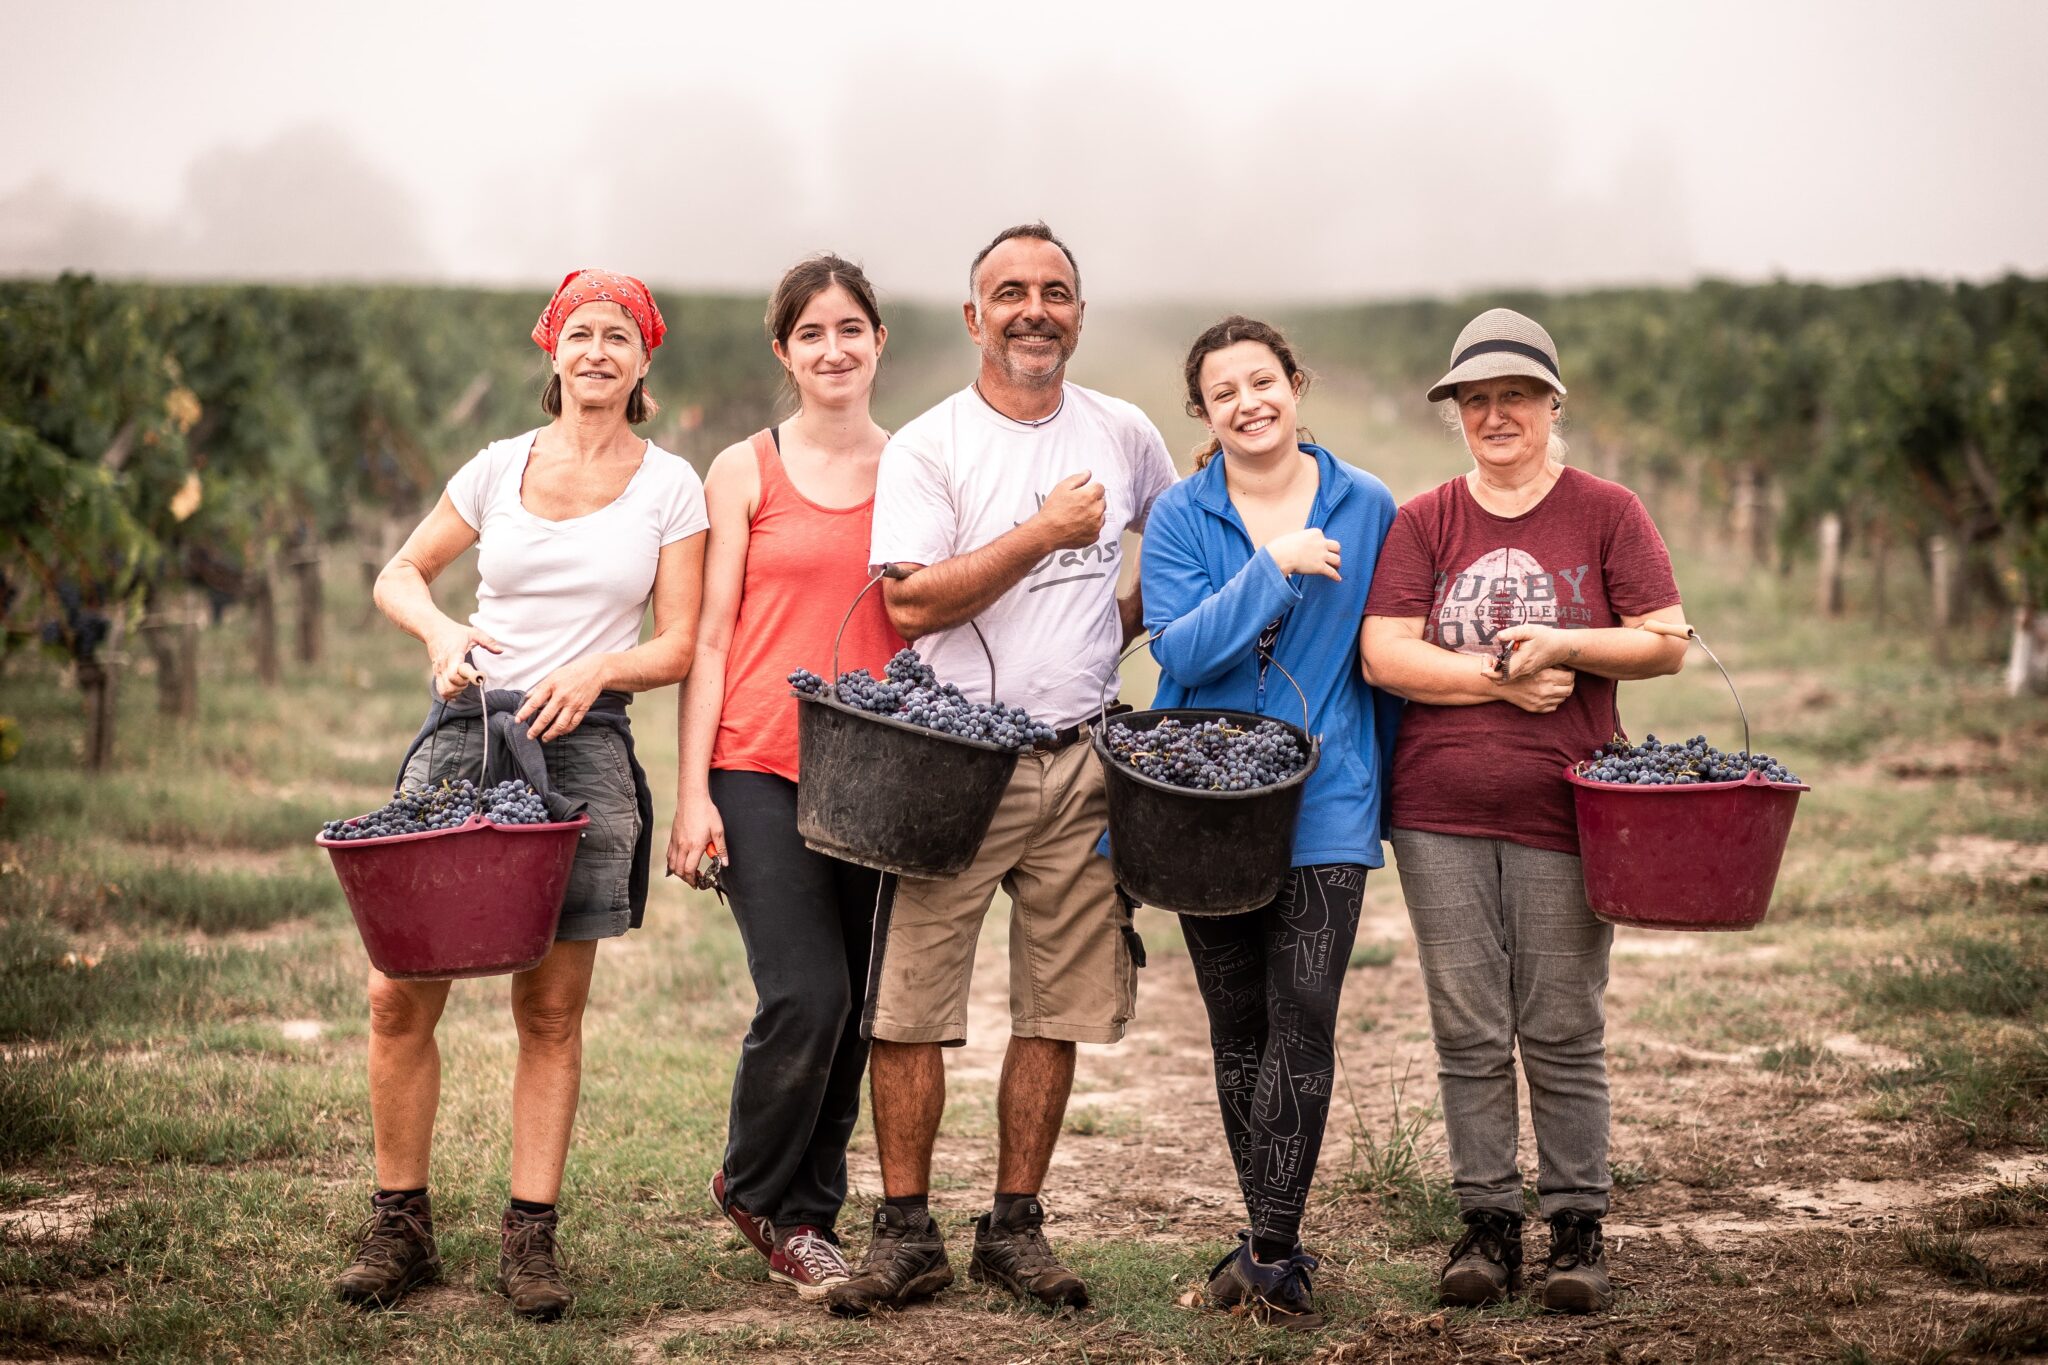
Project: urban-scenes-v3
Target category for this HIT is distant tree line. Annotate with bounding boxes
[1287,276,2048,691]
[5,273,2044,771]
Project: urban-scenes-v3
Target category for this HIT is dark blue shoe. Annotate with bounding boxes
[1203,1232,1324,1330]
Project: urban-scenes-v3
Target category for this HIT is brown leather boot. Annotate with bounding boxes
[968,1197,1088,1310]
[498,1204,573,1321]
[333,1190,440,1309]
[1538,1211,1612,1313]
[1439,1208,1523,1307]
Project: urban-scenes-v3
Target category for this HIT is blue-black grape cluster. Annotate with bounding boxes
[1104,716,1307,793]
[788,648,1056,751]
[321,778,553,841]
[37,581,111,662]
[1578,733,1801,786]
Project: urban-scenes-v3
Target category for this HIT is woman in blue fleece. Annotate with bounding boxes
[1140,317,1400,1330]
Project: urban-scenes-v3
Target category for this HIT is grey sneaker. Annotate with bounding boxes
[498,1205,573,1321]
[333,1190,440,1309]
[1538,1211,1611,1313]
[969,1198,1088,1310]
[826,1205,954,1318]
[1439,1208,1523,1307]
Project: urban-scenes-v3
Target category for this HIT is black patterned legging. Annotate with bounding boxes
[1179,863,1366,1248]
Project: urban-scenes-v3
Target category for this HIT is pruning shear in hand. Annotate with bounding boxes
[698,853,730,906]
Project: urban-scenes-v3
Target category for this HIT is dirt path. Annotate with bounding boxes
[624,877,2047,1362]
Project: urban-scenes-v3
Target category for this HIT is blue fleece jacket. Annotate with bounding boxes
[1138,444,1402,869]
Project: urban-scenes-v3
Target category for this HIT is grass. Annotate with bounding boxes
[0,916,364,1045]
[1857,933,2048,1021]
[1758,1039,1825,1072]
[1896,1228,2045,1292]
[1347,941,1396,969]
[11,852,342,934]
[0,767,342,850]
[1338,1071,1439,1197]
[1867,1037,2048,1146]
[1063,1105,1143,1138]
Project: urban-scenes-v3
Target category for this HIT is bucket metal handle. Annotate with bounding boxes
[830,565,999,702]
[1099,630,1314,736]
[414,652,494,795]
[1638,619,1750,757]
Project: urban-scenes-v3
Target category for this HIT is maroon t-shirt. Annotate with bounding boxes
[1365,467,1681,854]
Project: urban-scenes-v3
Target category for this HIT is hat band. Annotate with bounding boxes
[1451,338,1560,382]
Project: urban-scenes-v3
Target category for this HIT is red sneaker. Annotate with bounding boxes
[709,1171,774,1260]
[770,1226,852,1300]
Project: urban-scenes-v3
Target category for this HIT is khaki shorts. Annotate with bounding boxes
[864,739,1137,1046]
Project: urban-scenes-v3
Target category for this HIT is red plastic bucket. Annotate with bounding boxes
[318,814,588,979]
[1564,767,1806,931]
[1563,619,1810,931]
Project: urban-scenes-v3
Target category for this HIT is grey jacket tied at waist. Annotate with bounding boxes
[397,687,656,928]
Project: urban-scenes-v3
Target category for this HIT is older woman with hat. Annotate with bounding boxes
[336,269,707,1320]
[1360,309,1687,1314]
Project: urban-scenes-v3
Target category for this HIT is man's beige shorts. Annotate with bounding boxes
[863,738,1137,1046]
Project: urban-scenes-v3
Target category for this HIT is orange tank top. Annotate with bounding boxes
[711,428,904,781]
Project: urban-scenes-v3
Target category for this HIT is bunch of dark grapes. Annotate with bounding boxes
[787,648,1056,751]
[1103,716,1307,793]
[1578,733,1801,786]
[322,778,553,841]
[477,779,552,824]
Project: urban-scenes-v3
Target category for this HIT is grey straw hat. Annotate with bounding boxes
[1426,308,1567,404]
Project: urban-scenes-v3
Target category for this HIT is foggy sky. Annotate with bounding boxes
[3,0,2043,301]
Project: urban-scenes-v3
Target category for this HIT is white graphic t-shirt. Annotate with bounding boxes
[868,383,1178,729]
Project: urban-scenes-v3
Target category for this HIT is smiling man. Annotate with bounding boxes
[827,223,1177,1318]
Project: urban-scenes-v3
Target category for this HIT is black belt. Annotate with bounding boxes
[1040,702,1131,752]
[1041,722,1090,752]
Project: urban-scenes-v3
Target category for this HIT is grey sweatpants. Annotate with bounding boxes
[1391,829,1613,1219]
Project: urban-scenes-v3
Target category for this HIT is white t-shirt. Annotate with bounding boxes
[869,383,1178,729]
[445,430,708,693]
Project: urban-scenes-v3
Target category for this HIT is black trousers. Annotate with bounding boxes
[710,770,881,1237]
[1179,863,1366,1248]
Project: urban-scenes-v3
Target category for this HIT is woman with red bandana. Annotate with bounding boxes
[334,270,707,1321]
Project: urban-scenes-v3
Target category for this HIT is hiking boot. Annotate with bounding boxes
[1204,1233,1324,1331]
[1439,1208,1523,1307]
[710,1170,775,1260]
[498,1204,573,1321]
[334,1189,440,1308]
[969,1198,1088,1310]
[826,1204,954,1318]
[1538,1210,1611,1313]
[770,1225,853,1300]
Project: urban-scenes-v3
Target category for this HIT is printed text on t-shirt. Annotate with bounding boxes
[1019,488,1123,593]
[1428,548,1596,654]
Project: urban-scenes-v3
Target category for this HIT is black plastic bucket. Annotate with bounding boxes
[795,693,1019,877]
[1097,708,1319,915]
[1096,641,1321,916]
[793,569,1020,878]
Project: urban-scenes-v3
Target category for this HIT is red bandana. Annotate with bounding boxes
[531,269,667,355]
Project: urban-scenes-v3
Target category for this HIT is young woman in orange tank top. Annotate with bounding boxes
[667,255,902,1301]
